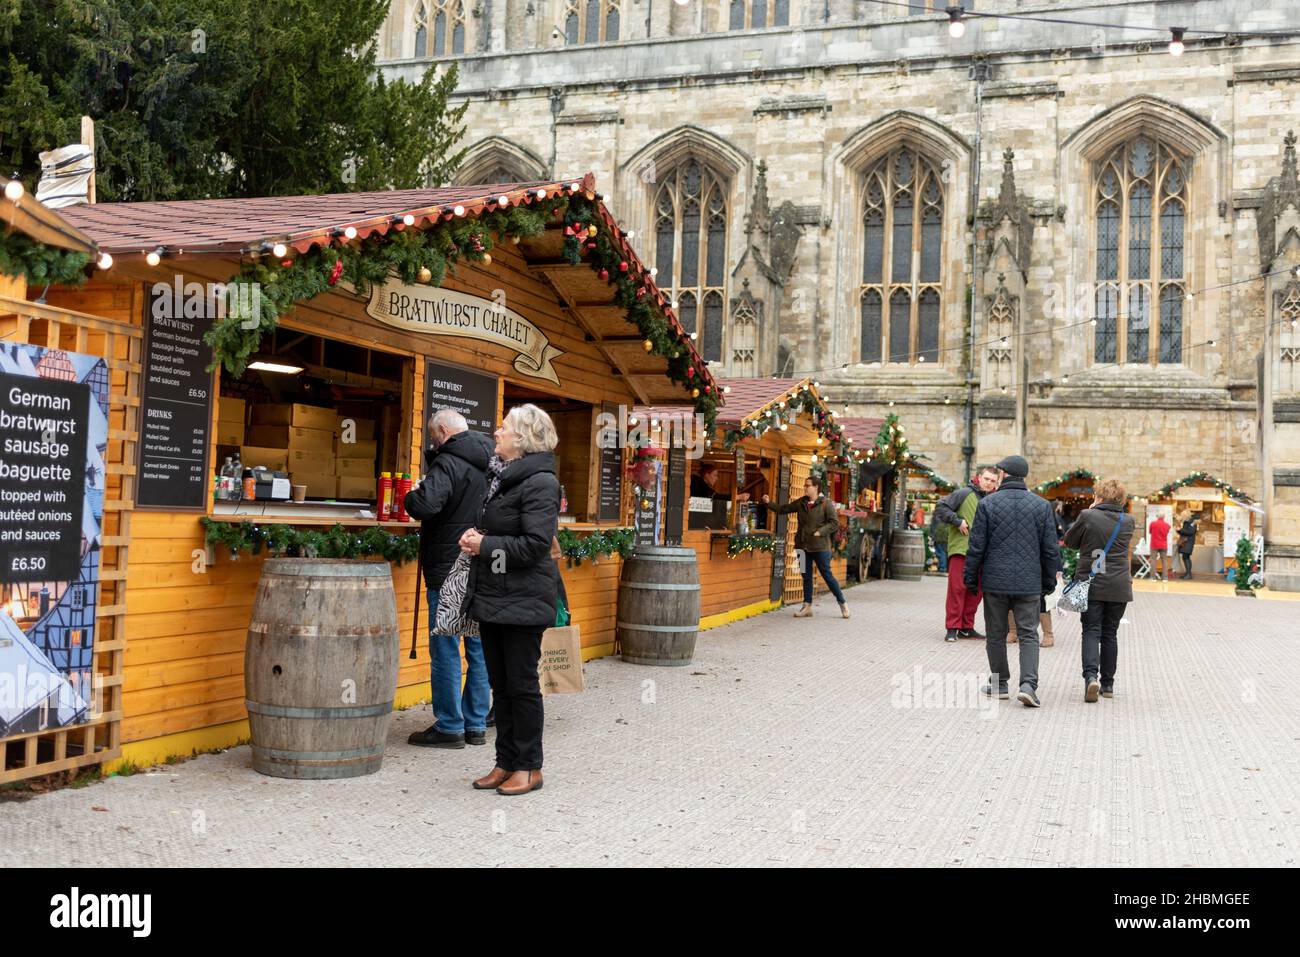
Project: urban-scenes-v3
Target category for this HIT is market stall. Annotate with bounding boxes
[1140,472,1260,578]
[23,174,716,769]
[1,184,132,783]
[1033,468,1099,526]
[634,377,862,625]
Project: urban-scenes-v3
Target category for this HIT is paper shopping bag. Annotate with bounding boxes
[539,625,584,695]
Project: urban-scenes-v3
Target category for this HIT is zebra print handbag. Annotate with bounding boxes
[434,551,479,637]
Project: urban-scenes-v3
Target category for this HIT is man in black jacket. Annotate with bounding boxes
[964,455,1062,708]
[404,409,495,748]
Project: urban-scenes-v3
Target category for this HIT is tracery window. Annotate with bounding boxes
[414,0,466,57]
[728,0,789,29]
[1280,284,1300,393]
[1093,136,1187,366]
[654,159,729,364]
[859,147,945,365]
[564,0,620,44]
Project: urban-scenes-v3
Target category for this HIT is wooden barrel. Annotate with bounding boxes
[245,558,399,779]
[889,529,925,581]
[617,546,701,666]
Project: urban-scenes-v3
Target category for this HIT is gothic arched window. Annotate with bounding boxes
[564,0,620,43]
[414,0,466,57]
[1280,284,1300,393]
[1093,136,1187,366]
[728,0,788,30]
[859,147,945,364]
[654,159,729,364]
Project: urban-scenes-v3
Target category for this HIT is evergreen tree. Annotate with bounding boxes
[0,0,467,200]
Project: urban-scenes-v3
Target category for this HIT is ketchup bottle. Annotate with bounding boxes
[378,472,393,521]
[395,472,412,522]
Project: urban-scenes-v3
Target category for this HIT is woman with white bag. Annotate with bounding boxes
[1061,478,1135,703]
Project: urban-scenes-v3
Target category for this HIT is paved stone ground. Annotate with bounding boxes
[2,578,1297,867]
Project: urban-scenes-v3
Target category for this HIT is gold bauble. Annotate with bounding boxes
[587,225,598,237]
[642,339,653,352]
[417,266,432,283]
[691,388,700,398]
[511,235,521,244]
[482,253,492,265]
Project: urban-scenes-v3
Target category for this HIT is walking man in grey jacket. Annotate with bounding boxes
[963,455,1062,708]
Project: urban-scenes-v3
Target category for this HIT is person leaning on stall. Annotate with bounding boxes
[458,404,561,797]
[762,476,849,619]
[404,409,494,749]
[1062,478,1134,702]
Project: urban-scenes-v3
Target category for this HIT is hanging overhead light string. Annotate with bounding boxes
[859,0,1231,41]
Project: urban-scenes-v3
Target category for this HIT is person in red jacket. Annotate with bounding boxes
[1147,512,1171,581]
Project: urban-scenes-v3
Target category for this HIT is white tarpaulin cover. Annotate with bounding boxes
[35,144,94,208]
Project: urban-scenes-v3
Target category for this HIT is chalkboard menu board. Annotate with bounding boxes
[663,446,686,546]
[598,402,623,522]
[634,460,661,547]
[770,456,792,601]
[0,363,91,583]
[136,282,217,511]
[423,360,499,448]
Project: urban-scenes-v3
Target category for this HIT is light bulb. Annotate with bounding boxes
[949,13,966,39]
[569,182,580,192]
[272,243,288,258]
[403,214,416,226]
[145,249,162,267]
[498,194,510,206]
[343,226,358,239]
[673,0,689,5]
[625,230,635,240]
[1169,28,1185,56]
[535,188,548,199]
[453,206,465,218]
[649,267,658,277]
[96,252,113,270]
[4,179,23,201]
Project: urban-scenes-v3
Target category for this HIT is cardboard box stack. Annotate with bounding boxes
[216,396,246,447]
[247,403,339,498]
[335,416,378,500]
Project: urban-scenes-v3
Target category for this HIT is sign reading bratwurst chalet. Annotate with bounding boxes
[364,278,564,385]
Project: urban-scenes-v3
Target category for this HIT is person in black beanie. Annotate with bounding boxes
[963,454,1062,708]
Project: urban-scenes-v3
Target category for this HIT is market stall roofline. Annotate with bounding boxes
[3,191,98,254]
[711,377,826,428]
[836,416,887,448]
[59,178,586,255]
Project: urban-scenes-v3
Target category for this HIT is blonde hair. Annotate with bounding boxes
[1095,478,1126,505]
[504,403,558,454]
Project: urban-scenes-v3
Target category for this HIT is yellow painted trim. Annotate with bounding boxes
[1132,578,1300,601]
[109,719,250,773]
[701,598,782,630]
[582,641,616,662]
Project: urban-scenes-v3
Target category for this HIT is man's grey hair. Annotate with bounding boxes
[504,403,558,454]
[429,409,468,434]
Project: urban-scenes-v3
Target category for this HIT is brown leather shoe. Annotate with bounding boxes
[496,769,543,796]
[472,767,511,790]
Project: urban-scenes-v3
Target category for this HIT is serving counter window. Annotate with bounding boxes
[213,328,413,515]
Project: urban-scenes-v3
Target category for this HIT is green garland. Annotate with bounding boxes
[1146,471,1254,504]
[200,517,420,562]
[727,533,777,557]
[0,230,91,287]
[203,191,717,430]
[868,413,910,469]
[1034,468,1098,494]
[1060,545,1079,580]
[906,459,956,493]
[556,526,635,567]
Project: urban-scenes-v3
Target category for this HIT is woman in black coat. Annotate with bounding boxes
[1062,478,1134,702]
[458,404,560,797]
[1176,512,1198,580]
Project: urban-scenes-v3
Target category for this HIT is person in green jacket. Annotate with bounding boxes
[932,466,1001,641]
[763,476,849,619]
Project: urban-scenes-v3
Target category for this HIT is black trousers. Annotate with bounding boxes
[479,622,545,771]
[1180,550,1194,575]
[1080,598,1126,684]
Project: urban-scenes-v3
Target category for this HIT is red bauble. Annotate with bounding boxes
[687,367,696,378]
[598,268,609,281]
[618,261,629,272]
[704,385,711,394]
[327,259,344,286]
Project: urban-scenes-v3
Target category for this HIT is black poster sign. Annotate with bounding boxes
[0,370,90,583]
[423,361,499,448]
[663,446,686,546]
[634,460,661,547]
[770,456,792,602]
[598,402,623,522]
[137,282,217,511]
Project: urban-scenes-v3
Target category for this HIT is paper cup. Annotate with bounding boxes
[291,485,307,503]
